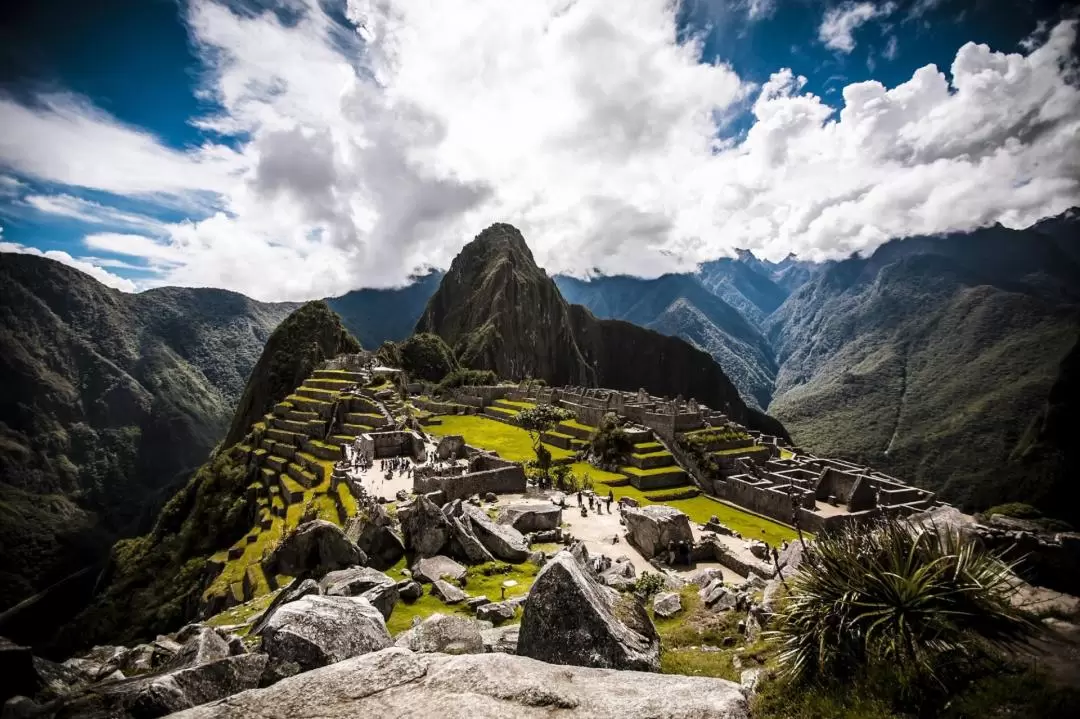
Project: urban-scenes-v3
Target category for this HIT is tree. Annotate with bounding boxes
[588,412,633,467]
[515,405,573,480]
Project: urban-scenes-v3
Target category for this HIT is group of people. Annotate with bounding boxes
[666,539,693,567]
[380,457,412,481]
[576,489,615,517]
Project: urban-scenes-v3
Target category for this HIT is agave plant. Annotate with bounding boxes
[772,516,1034,683]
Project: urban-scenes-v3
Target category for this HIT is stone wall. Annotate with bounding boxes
[413,463,526,501]
[369,430,425,459]
[451,385,512,407]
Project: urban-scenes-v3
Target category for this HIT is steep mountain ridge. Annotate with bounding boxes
[326,271,444,349]
[766,214,1080,521]
[555,273,778,408]
[417,224,787,436]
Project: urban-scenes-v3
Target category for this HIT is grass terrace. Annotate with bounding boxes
[712,445,769,457]
[427,414,574,462]
[493,399,536,410]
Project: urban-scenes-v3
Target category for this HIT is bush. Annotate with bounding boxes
[772,516,1033,685]
[589,413,634,465]
[437,368,497,391]
[398,333,457,382]
[634,571,666,598]
[984,502,1043,520]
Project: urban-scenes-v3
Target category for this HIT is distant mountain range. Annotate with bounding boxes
[1,209,1077,627]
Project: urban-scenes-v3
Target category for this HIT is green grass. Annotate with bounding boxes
[568,462,624,483]
[712,444,769,456]
[561,419,596,433]
[336,482,358,517]
[779,448,795,460]
[605,483,798,546]
[630,450,673,460]
[384,559,538,635]
[496,399,536,410]
[205,589,280,633]
[619,465,685,477]
[633,441,664,452]
[427,414,573,462]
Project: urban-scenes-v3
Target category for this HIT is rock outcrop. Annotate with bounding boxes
[517,550,660,672]
[393,614,487,655]
[257,596,392,672]
[460,504,529,563]
[411,556,467,584]
[497,504,562,533]
[318,567,399,620]
[653,592,682,618]
[399,496,452,557]
[265,520,365,578]
[623,506,693,559]
[344,505,406,570]
[169,648,748,718]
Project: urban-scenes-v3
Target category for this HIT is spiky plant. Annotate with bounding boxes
[772,516,1034,684]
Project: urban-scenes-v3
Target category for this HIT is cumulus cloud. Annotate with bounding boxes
[0,241,138,292]
[0,0,1078,299]
[819,2,896,53]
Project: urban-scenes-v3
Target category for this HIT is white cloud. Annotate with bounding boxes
[0,1,1077,299]
[746,0,776,21]
[0,241,138,292]
[883,35,898,60]
[819,2,896,53]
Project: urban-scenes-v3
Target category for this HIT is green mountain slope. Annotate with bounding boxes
[417,223,788,437]
[695,256,790,327]
[326,271,443,349]
[767,214,1080,521]
[0,253,296,613]
[57,302,361,652]
[555,273,778,409]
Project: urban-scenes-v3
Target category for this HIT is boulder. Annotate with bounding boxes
[652,592,682,619]
[447,516,496,564]
[344,504,406,570]
[599,556,637,591]
[167,648,748,718]
[526,550,547,567]
[518,551,660,671]
[393,614,487,654]
[318,567,399,619]
[431,579,467,605]
[265,520,365,578]
[399,495,452,557]
[747,540,770,561]
[0,637,40,704]
[436,435,466,460]
[250,578,321,636]
[466,596,491,610]
[47,654,267,719]
[623,506,693,559]
[397,580,423,601]
[258,595,392,672]
[462,505,529,563]
[497,504,562,533]
[700,579,737,610]
[411,556,467,584]
[481,624,520,654]
[476,601,516,624]
[164,627,230,671]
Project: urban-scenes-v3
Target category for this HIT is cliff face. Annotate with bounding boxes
[417,223,786,436]
[415,223,595,385]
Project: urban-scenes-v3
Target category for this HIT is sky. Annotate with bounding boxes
[0,0,1077,299]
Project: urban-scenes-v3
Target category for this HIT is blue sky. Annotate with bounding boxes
[0,1,1076,299]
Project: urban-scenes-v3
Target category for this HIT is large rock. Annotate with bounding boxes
[393,614,487,654]
[251,578,321,636]
[481,625,520,654]
[447,516,496,564]
[258,595,392,672]
[318,567,399,619]
[462,504,529,563]
[476,601,516,624]
[165,627,230,671]
[518,551,660,671]
[411,556,467,584]
[399,495,452,557]
[265,520,365,578]
[47,654,267,719]
[623,505,693,559]
[169,648,748,718]
[652,592,682,619]
[345,505,406,570]
[599,556,637,591]
[497,504,562,533]
[431,579,467,605]
[436,435,466,460]
[700,579,737,610]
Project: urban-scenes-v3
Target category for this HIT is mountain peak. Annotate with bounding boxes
[462,222,537,265]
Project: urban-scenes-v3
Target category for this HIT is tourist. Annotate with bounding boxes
[607,489,614,504]
[577,491,583,507]
[605,496,612,513]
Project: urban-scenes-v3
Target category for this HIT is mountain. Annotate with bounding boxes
[555,273,777,409]
[57,302,361,652]
[695,257,790,327]
[417,223,787,436]
[326,271,443,349]
[766,212,1080,522]
[0,253,297,615]
[734,249,821,294]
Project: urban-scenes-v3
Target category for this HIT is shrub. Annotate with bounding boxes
[984,502,1042,520]
[398,333,457,382]
[634,571,666,598]
[772,516,1033,685]
[589,413,634,466]
[437,368,497,391]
